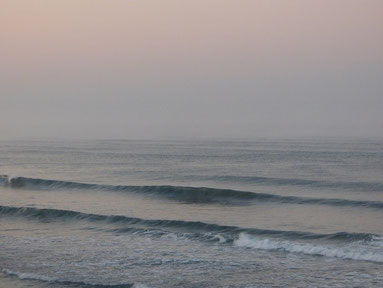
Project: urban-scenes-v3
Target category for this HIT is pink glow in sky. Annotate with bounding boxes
[1,0,382,139]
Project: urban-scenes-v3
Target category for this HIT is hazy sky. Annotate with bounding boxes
[1,0,382,139]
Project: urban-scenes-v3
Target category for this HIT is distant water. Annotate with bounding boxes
[0,139,382,287]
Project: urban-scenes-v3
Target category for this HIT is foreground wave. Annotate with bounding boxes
[1,269,146,288]
[1,205,382,263]
[1,175,383,209]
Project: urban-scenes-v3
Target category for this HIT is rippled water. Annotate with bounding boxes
[0,139,382,287]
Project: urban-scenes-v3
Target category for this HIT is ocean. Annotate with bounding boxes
[0,139,382,287]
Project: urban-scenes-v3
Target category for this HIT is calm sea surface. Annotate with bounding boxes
[0,139,382,287]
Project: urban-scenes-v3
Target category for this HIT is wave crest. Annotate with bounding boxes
[1,175,382,209]
[234,233,383,262]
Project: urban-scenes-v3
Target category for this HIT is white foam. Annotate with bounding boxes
[214,233,227,243]
[133,283,155,288]
[233,233,383,263]
[5,174,14,184]
[2,268,57,282]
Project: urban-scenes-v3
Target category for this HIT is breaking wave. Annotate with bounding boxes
[1,205,383,263]
[234,233,383,263]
